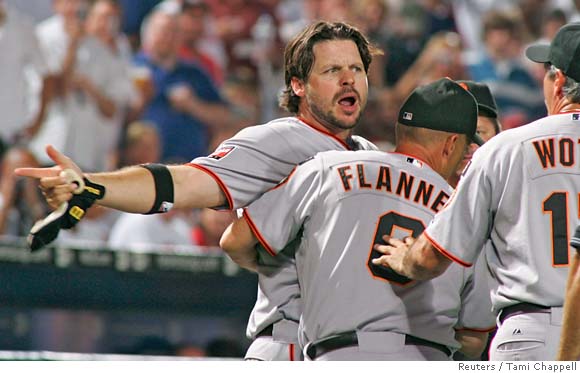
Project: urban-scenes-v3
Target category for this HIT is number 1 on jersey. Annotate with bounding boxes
[542,191,573,266]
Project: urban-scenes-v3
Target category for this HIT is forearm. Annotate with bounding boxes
[88,164,226,213]
[220,218,259,272]
[455,330,489,359]
[557,251,580,360]
[401,234,451,280]
[88,166,156,213]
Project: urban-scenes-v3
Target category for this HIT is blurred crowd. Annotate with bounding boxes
[0,0,578,250]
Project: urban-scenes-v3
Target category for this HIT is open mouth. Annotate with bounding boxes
[338,94,358,107]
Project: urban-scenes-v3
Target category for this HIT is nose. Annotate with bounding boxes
[340,70,355,86]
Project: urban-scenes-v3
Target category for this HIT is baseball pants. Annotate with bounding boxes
[245,336,301,361]
[489,305,562,360]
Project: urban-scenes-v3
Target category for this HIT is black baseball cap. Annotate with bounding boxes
[525,22,580,82]
[398,78,484,146]
[457,80,498,118]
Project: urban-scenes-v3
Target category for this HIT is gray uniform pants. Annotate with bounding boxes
[245,336,301,361]
[489,307,563,360]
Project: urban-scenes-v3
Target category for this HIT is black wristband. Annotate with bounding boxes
[140,163,175,214]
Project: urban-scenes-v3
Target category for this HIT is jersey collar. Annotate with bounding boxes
[297,116,353,150]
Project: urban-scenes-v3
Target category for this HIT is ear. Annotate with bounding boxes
[291,77,305,97]
[554,69,567,97]
[442,134,460,158]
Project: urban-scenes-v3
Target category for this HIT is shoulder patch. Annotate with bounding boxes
[208,145,236,160]
[573,113,579,121]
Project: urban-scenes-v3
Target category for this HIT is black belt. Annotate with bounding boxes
[305,331,451,360]
[256,324,273,338]
[499,302,551,324]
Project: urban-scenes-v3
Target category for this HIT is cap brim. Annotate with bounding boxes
[478,105,497,118]
[525,44,551,63]
[472,134,484,146]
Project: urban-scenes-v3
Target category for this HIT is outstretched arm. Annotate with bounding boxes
[15,145,226,213]
[557,249,580,361]
[372,234,452,280]
[220,216,259,272]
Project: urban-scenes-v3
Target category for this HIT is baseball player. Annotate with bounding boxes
[558,225,580,360]
[221,78,495,361]
[373,23,580,360]
[15,21,379,361]
[449,80,501,188]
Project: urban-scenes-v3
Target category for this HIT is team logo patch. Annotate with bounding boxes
[402,112,413,120]
[573,113,580,121]
[209,145,235,160]
[406,157,423,168]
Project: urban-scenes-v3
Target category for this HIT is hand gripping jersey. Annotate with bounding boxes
[244,150,495,353]
[425,112,580,313]
[192,117,376,357]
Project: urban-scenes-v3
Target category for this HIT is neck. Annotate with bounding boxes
[553,101,580,114]
[394,142,450,180]
[298,112,352,141]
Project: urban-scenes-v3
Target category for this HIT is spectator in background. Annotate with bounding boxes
[0,2,53,235]
[207,0,272,74]
[178,0,224,86]
[117,121,161,168]
[28,0,128,171]
[108,207,195,251]
[392,31,467,102]
[84,0,136,171]
[190,208,233,250]
[356,31,467,151]
[526,9,568,86]
[52,0,135,245]
[1,0,126,235]
[351,0,389,87]
[117,0,160,52]
[107,120,194,252]
[464,9,545,129]
[135,8,232,163]
[448,80,502,188]
[540,8,568,41]
[451,0,518,52]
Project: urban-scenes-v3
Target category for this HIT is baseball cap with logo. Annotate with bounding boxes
[525,22,580,81]
[457,80,499,118]
[398,78,483,146]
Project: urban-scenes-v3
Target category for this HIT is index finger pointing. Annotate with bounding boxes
[14,166,61,179]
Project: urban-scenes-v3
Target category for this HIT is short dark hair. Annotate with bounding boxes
[482,10,524,41]
[279,21,380,113]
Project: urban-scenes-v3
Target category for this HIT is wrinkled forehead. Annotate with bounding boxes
[311,39,363,67]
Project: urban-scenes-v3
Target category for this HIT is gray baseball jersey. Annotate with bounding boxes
[192,116,375,209]
[425,112,580,313]
[192,116,376,357]
[244,150,495,352]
